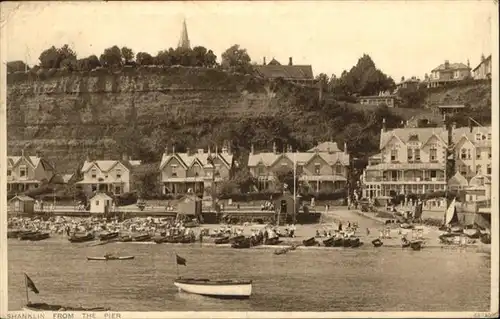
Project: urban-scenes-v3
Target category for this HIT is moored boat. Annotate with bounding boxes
[133,234,152,242]
[231,237,252,249]
[264,237,282,245]
[68,233,95,243]
[214,236,230,245]
[410,240,424,251]
[372,238,383,247]
[302,237,319,247]
[28,232,50,241]
[349,237,363,248]
[86,256,135,261]
[118,235,133,242]
[174,278,252,299]
[19,231,40,240]
[99,232,120,241]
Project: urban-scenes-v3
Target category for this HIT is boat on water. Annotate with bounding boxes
[87,255,135,261]
[372,238,384,247]
[133,234,152,242]
[302,237,319,247]
[214,236,230,245]
[231,237,252,249]
[99,232,120,241]
[68,233,95,243]
[174,278,252,299]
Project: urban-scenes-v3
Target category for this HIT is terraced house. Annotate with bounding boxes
[159,146,234,195]
[76,155,141,196]
[362,120,492,199]
[247,142,350,193]
[6,151,55,193]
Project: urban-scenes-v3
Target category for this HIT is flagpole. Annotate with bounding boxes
[293,151,297,224]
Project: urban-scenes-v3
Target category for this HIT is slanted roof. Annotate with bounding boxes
[248,151,349,167]
[9,195,35,202]
[7,155,54,171]
[253,65,314,80]
[81,159,141,173]
[432,62,470,72]
[379,126,492,150]
[160,151,233,170]
[472,55,492,72]
[308,142,342,153]
[437,104,465,109]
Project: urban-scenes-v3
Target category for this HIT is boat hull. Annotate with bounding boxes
[87,256,134,261]
[174,279,252,299]
[23,303,109,312]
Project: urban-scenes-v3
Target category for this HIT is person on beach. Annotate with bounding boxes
[366,228,370,235]
[338,222,343,231]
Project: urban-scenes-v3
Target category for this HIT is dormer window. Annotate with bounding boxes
[460,149,467,160]
[20,165,27,178]
[335,165,342,175]
[407,148,413,161]
[414,149,421,161]
[390,149,398,162]
[7,169,11,176]
[430,148,437,162]
[116,169,122,179]
[171,164,178,177]
[475,133,481,141]
[91,169,97,179]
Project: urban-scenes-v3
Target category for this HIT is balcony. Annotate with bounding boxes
[364,176,445,183]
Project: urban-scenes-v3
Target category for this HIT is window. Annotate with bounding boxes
[215,164,221,177]
[7,184,11,191]
[91,184,97,192]
[475,133,482,141]
[7,169,11,176]
[314,163,321,175]
[91,169,97,179]
[407,148,413,161]
[390,150,398,162]
[460,149,467,160]
[116,169,122,179]
[115,186,121,194]
[96,200,100,206]
[430,170,437,178]
[19,165,27,178]
[460,165,467,176]
[430,148,437,162]
[476,152,481,160]
[488,151,491,159]
[487,133,491,140]
[171,165,178,177]
[487,164,491,175]
[335,165,342,175]
[414,149,421,161]
[391,171,398,181]
[467,149,471,160]
[257,166,265,176]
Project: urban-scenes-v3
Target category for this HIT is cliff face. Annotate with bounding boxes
[7,67,491,174]
[7,67,281,172]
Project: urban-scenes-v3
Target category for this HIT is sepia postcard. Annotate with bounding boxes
[0,1,498,318]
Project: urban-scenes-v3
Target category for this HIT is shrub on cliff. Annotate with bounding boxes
[221,44,252,74]
[38,44,77,69]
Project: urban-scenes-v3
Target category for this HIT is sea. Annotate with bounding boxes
[8,238,491,312]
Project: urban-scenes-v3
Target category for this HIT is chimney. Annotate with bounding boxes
[207,145,211,155]
[172,145,176,154]
[272,142,277,154]
[382,118,387,133]
[288,57,293,66]
[164,146,169,155]
[21,149,25,157]
[344,142,348,154]
[197,148,204,155]
[444,60,450,68]
[35,150,43,158]
[215,145,218,154]
[468,118,473,133]
[263,57,266,65]
[452,122,457,130]
[400,120,404,127]
[186,147,191,155]
[122,153,129,162]
[250,144,254,155]
[405,120,409,127]
[222,145,228,154]
[86,152,91,162]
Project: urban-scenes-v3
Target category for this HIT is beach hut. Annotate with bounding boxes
[9,195,35,215]
[274,192,301,224]
[89,193,113,215]
[177,194,202,217]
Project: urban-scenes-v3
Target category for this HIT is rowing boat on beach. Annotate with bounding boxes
[174,278,253,299]
[87,256,135,261]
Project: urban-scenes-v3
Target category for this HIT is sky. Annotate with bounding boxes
[1,1,496,81]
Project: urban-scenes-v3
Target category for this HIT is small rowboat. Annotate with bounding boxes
[19,231,40,240]
[28,233,50,241]
[372,238,383,247]
[133,234,151,242]
[214,236,230,245]
[24,302,110,312]
[99,232,120,241]
[118,235,133,242]
[231,237,252,249]
[87,256,135,261]
[410,240,424,251]
[69,233,95,243]
[174,278,252,299]
[302,237,319,247]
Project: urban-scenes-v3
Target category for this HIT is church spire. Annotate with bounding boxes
[178,18,191,50]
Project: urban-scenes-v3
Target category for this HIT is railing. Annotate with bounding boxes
[364,176,446,182]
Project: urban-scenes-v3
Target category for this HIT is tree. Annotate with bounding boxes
[121,47,135,64]
[7,60,29,73]
[155,49,174,66]
[76,55,101,71]
[221,44,252,74]
[192,46,208,67]
[205,50,217,67]
[136,52,154,66]
[316,73,330,92]
[231,169,257,193]
[99,45,123,68]
[274,167,300,193]
[38,44,77,69]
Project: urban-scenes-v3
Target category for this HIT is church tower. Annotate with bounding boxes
[178,19,191,50]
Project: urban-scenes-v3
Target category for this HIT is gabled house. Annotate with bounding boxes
[76,154,141,196]
[253,57,315,86]
[361,119,492,199]
[247,142,350,193]
[159,145,234,195]
[6,151,55,193]
[472,54,492,80]
[426,60,471,88]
